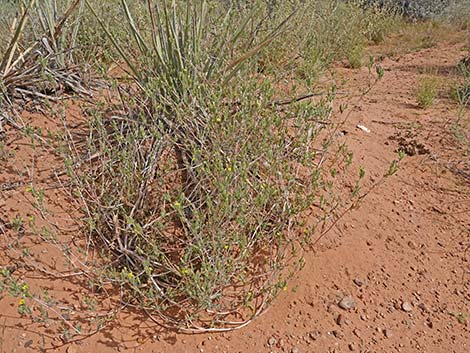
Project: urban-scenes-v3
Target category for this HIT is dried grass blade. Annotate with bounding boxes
[0,0,37,75]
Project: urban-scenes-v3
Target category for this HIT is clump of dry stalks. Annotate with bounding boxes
[0,0,91,131]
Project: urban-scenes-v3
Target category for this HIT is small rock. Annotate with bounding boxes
[353,279,363,287]
[332,330,344,339]
[24,340,33,348]
[357,124,371,133]
[338,296,356,310]
[417,303,427,312]
[349,343,356,351]
[401,301,413,312]
[309,331,321,341]
[384,329,392,338]
[268,337,277,346]
[353,329,361,338]
[291,348,299,353]
[67,346,78,353]
[336,314,346,326]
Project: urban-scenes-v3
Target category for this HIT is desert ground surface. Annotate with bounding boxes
[1,29,469,353]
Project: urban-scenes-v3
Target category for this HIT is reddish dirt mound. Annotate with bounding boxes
[1,37,469,352]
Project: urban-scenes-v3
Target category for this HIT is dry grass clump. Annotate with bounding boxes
[416,76,439,108]
[0,0,91,114]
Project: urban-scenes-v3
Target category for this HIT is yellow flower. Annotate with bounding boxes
[18,298,25,306]
[174,201,181,208]
[180,268,189,275]
[215,117,222,123]
[127,272,134,280]
[22,284,28,292]
[227,166,232,172]
[224,245,229,250]
[282,285,288,291]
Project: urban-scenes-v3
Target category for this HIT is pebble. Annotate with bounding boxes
[353,279,363,287]
[291,348,299,353]
[384,328,392,338]
[339,296,356,310]
[24,340,33,348]
[349,343,356,351]
[402,301,413,312]
[309,330,321,341]
[336,314,346,326]
[332,330,344,339]
[268,337,277,346]
[357,124,371,133]
[418,303,427,312]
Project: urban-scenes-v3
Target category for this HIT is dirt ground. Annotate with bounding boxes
[0,33,469,353]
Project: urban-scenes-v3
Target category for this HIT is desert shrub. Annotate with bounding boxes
[0,0,147,108]
[450,59,470,179]
[451,58,470,105]
[367,0,453,19]
[348,44,365,68]
[0,0,91,110]
[254,0,400,83]
[416,76,438,108]
[60,0,358,331]
[439,0,470,30]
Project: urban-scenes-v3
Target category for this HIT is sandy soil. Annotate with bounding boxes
[0,34,469,353]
